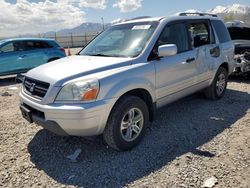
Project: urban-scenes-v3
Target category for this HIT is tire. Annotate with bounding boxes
[103,95,149,151]
[204,67,228,100]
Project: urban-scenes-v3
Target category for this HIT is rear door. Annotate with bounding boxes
[211,20,234,73]
[152,22,198,105]
[187,20,219,83]
[22,41,47,69]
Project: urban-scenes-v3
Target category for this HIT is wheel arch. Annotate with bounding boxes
[110,88,156,122]
[220,62,229,74]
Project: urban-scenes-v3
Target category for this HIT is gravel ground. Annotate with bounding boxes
[0,76,249,188]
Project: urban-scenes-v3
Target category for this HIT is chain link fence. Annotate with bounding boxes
[46,33,100,48]
[0,32,100,48]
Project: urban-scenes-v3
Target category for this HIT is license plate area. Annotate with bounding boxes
[20,105,33,123]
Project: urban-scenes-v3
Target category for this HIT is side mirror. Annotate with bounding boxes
[158,44,177,57]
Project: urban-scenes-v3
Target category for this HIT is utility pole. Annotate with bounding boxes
[101,17,105,31]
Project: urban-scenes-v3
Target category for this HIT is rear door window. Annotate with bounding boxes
[25,41,53,50]
[39,41,53,48]
[188,21,212,48]
[211,20,231,43]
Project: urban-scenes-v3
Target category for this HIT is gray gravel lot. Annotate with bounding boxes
[0,76,249,188]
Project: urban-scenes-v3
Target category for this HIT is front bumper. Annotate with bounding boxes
[20,91,117,136]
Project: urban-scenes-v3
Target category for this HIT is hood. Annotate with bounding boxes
[27,55,132,86]
[228,27,250,41]
[233,40,250,46]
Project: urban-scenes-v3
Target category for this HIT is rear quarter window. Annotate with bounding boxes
[34,41,53,49]
[211,20,231,43]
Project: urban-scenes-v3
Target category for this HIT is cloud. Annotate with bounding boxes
[0,0,108,37]
[113,0,142,13]
[57,0,107,9]
[79,0,107,9]
[0,0,86,37]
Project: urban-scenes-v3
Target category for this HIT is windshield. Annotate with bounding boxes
[80,21,158,58]
[228,27,250,40]
[0,40,5,46]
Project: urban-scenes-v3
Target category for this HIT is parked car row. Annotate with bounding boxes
[0,38,66,76]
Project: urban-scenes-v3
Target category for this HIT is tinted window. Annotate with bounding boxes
[13,41,27,51]
[212,20,231,43]
[188,22,211,48]
[158,23,189,53]
[25,41,53,50]
[38,41,53,48]
[228,27,250,40]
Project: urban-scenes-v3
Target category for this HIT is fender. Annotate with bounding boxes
[97,62,156,102]
[103,77,156,101]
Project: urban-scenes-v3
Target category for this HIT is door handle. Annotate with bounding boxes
[210,46,220,57]
[186,57,195,63]
[19,55,27,58]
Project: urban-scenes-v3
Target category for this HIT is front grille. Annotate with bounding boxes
[23,77,50,99]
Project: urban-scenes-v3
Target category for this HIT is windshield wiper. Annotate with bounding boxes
[87,53,111,57]
[83,53,129,58]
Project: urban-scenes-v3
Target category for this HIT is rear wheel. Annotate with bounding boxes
[204,67,228,100]
[103,95,149,151]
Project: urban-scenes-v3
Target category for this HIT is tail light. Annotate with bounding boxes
[60,48,66,55]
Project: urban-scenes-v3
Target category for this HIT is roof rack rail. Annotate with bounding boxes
[129,16,152,21]
[179,12,217,17]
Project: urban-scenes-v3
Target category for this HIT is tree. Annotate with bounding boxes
[224,14,235,22]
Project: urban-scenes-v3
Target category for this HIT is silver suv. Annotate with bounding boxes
[20,13,235,151]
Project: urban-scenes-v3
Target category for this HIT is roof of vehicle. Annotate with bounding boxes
[116,14,222,25]
[0,38,55,43]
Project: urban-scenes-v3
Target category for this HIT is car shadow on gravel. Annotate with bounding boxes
[229,75,250,84]
[27,88,250,187]
[0,76,17,87]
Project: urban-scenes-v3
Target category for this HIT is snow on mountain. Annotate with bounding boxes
[209,4,250,15]
[180,4,250,26]
[181,4,250,15]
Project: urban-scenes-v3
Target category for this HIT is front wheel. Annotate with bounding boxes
[204,67,228,100]
[103,95,149,151]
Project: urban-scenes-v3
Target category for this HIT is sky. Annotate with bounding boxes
[1,0,250,37]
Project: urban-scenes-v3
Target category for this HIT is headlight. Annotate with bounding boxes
[56,79,99,102]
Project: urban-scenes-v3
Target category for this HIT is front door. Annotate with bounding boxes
[152,22,198,106]
[0,42,26,75]
[187,20,219,83]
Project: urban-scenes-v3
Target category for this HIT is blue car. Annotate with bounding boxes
[0,38,66,76]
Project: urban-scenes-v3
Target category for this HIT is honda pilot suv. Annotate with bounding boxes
[20,13,234,151]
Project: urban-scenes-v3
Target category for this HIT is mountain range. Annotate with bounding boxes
[37,4,250,37]
[184,4,250,26]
